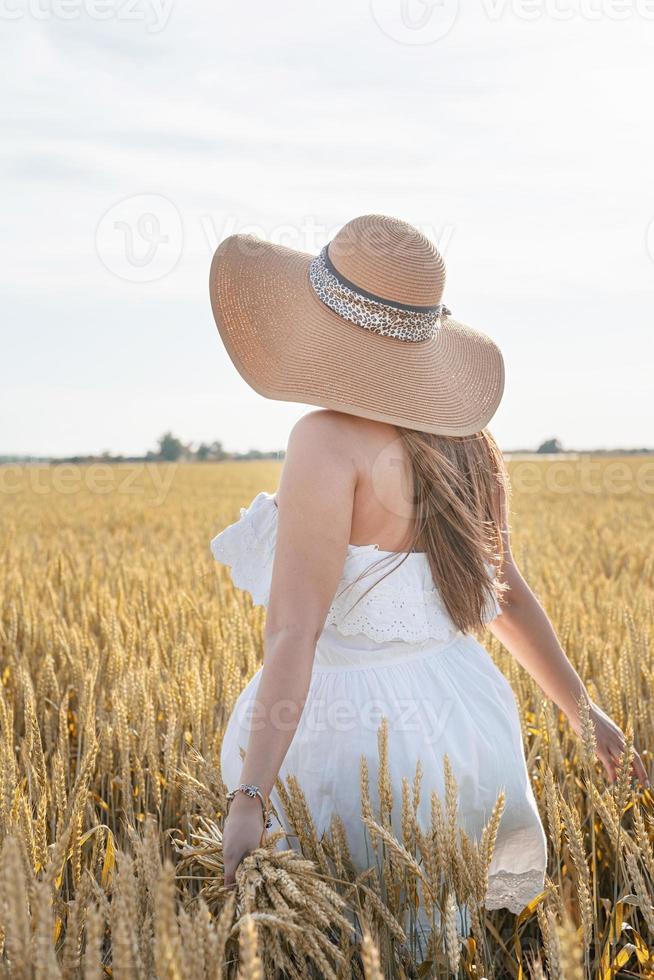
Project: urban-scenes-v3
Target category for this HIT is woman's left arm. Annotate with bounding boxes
[489,488,648,786]
[221,411,358,885]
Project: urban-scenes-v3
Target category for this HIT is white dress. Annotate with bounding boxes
[212,491,547,914]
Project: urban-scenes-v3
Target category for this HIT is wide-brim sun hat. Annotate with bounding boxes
[209,214,504,437]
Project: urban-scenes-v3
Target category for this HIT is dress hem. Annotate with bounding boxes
[485,868,546,914]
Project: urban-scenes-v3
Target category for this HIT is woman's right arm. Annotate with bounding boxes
[489,485,648,786]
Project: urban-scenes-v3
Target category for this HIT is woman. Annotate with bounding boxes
[208,215,648,911]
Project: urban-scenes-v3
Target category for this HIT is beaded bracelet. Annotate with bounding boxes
[225,783,273,829]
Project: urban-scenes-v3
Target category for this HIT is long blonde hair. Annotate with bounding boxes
[397,428,509,633]
[342,428,509,635]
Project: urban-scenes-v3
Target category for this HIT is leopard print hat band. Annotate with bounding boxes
[308,246,451,342]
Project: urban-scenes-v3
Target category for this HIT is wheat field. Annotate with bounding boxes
[0,457,653,978]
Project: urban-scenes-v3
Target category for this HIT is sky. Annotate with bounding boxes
[2,0,653,456]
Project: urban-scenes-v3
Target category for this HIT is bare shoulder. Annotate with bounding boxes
[278,411,406,550]
[287,410,397,463]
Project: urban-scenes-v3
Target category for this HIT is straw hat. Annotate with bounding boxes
[209,214,504,436]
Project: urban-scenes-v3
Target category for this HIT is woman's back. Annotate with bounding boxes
[338,414,420,553]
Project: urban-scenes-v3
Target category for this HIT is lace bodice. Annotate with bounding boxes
[210,491,501,646]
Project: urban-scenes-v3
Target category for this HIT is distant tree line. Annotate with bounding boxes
[0,434,284,465]
[2,435,653,466]
[533,438,652,455]
[145,432,283,463]
[537,438,564,454]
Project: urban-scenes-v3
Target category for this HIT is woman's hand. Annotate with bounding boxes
[571,700,649,787]
[222,794,265,888]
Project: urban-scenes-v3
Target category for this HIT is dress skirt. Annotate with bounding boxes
[220,626,547,914]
